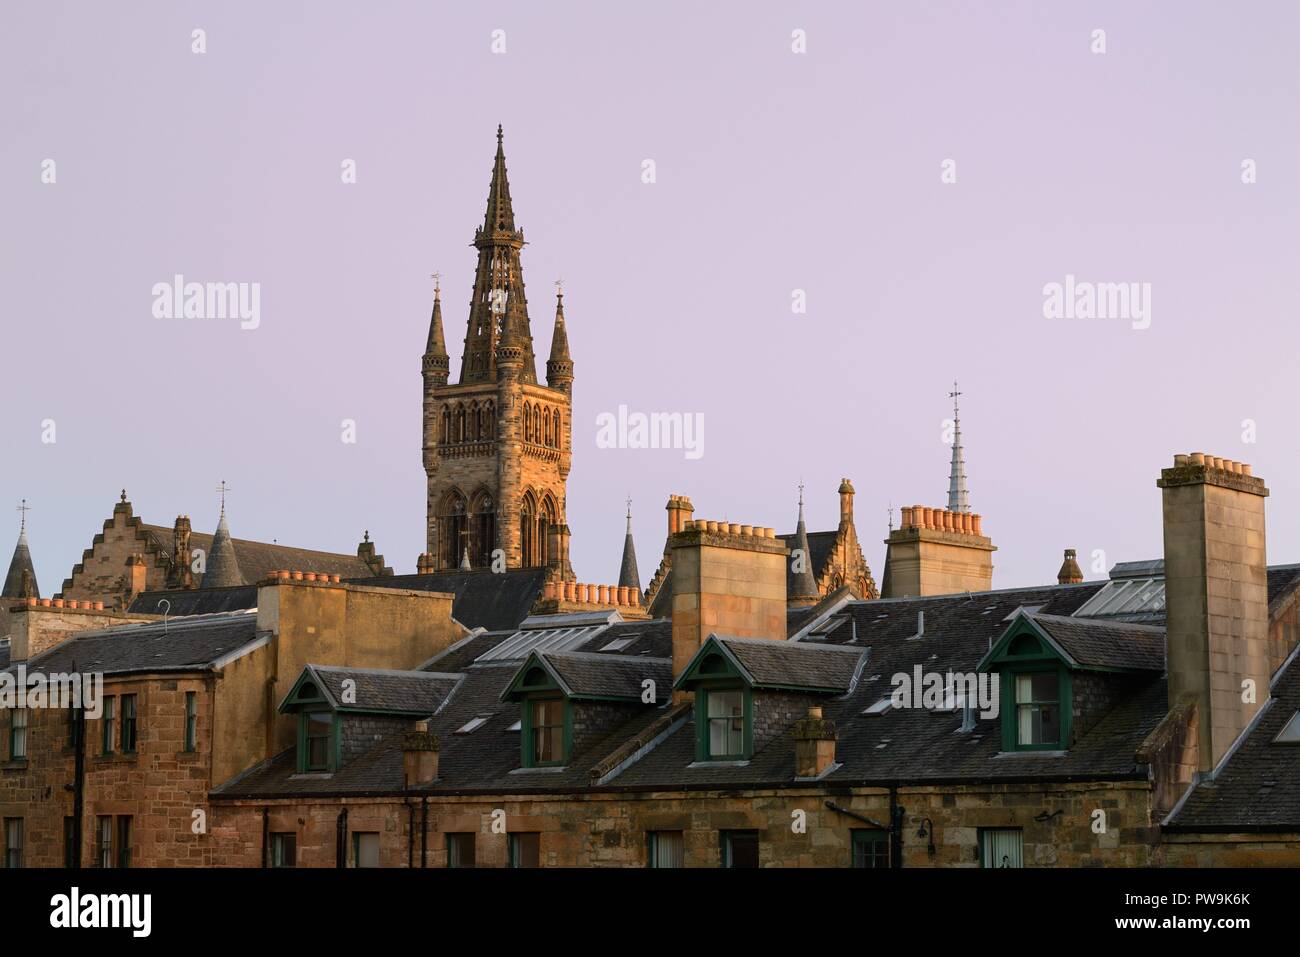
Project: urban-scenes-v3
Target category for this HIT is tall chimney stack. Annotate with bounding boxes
[670,516,787,700]
[881,506,995,598]
[1158,452,1269,773]
[402,719,440,787]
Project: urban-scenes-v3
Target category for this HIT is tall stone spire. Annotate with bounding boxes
[946,381,971,513]
[789,483,820,604]
[459,126,538,385]
[618,497,641,591]
[3,500,39,599]
[422,274,450,386]
[546,283,574,392]
[203,483,245,588]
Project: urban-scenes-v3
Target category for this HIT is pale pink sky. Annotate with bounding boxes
[3,1,1300,595]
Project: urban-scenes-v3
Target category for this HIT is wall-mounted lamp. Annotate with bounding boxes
[916,817,936,856]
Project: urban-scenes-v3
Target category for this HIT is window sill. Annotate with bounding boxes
[91,753,136,764]
[290,772,334,780]
[994,749,1067,758]
[688,759,750,768]
[0,759,29,771]
[509,765,569,774]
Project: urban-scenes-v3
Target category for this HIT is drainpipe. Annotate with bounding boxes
[336,808,348,868]
[420,797,428,869]
[407,802,415,868]
[70,686,86,869]
[889,785,905,869]
[261,808,269,868]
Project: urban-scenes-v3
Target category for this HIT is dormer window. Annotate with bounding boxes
[705,689,747,759]
[301,711,335,772]
[1014,673,1061,747]
[527,698,567,766]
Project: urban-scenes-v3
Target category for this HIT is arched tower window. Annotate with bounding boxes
[471,491,496,567]
[484,401,495,439]
[523,402,533,443]
[440,406,451,445]
[521,493,537,567]
[538,494,558,568]
[552,409,562,448]
[438,490,469,570]
[543,409,552,447]
[455,404,466,443]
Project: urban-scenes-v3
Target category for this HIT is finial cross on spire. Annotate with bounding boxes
[216,480,231,516]
[554,278,565,297]
[949,380,962,419]
[16,499,30,532]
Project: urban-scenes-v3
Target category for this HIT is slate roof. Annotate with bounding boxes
[127,585,259,617]
[1167,650,1300,831]
[140,524,377,583]
[350,568,547,632]
[527,651,671,702]
[13,611,264,676]
[219,580,1177,798]
[294,665,462,716]
[1016,613,1166,672]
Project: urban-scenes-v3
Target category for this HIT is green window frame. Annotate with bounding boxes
[3,818,22,868]
[298,710,337,773]
[9,708,27,760]
[1000,664,1071,751]
[352,832,380,868]
[120,695,137,753]
[694,686,752,761]
[979,827,1023,868]
[183,692,198,752]
[271,832,296,868]
[116,816,132,869]
[851,829,888,868]
[446,832,475,868]
[647,830,684,868]
[521,696,570,768]
[508,832,541,868]
[101,696,116,755]
[96,816,112,868]
[720,829,760,868]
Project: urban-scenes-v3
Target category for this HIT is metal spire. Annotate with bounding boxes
[946,381,971,513]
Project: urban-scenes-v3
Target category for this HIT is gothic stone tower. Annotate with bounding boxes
[421,127,575,578]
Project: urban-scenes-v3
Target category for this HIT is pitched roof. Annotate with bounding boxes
[528,651,671,702]
[15,611,264,676]
[1003,613,1166,672]
[700,636,867,693]
[292,665,462,716]
[139,524,375,582]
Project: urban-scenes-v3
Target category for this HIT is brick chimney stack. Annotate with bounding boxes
[669,516,787,699]
[1158,452,1269,773]
[124,553,148,604]
[665,495,694,537]
[402,719,440,787]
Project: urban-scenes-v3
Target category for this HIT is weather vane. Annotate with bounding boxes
[16,498,30,531]
[216,480,231,514]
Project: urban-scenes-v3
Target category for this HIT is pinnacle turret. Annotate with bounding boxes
[423,276,450,385]
[203,485,245,588]
[3,500,39,599]
[618,498,640,591]
[789,484,820,603]
[546,285,574,390]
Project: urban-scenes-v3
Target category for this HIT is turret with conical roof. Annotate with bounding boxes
[422,276,450,387]
[618,498,641,592]
[203,485,245,588]
[547,286,574,393]
[789,484,820,606]
[3,501,39,599]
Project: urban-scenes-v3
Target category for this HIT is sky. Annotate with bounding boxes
[3,1,1300,596]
